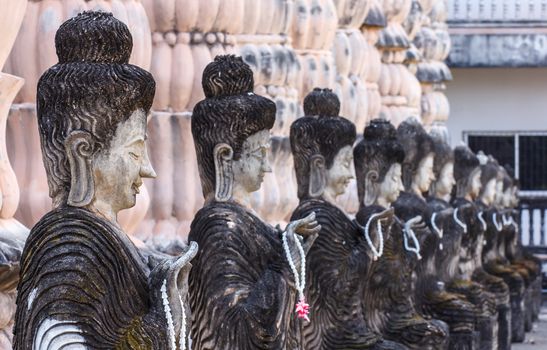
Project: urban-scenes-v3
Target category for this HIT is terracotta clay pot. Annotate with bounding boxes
[291,0,310,49]
[7,107,50,227]
[194,0,220,33]
[242,0,262,35]
[214,0,244,34]
[7,0,151,103]
[170,33,194,112]
[333,31,351,77]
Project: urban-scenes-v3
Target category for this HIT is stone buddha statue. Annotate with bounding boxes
[426,136,497,350]
[188,55,320,350]
[501,170,542,327]
[393,119,474,349]
[476,157,526,343]
[450,146,510,350]
[354,119,448,350]
[289,90,406,350]
[497,167,536,333]
[14,12,198,349]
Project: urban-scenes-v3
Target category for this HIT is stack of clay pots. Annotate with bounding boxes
[376,0,419,127]
[330,0,371,133]
[291,0,338,103]
[4,0,152,235]
[360,0,386,125]
[413,0,451,130]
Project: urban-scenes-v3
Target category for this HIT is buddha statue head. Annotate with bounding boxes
[396,119,435,197]
[192,55,276,205]
[453,146,481,200]
[503,166,519,208]
[290,88,356,203]
[37,11,156,222]
[428,135,455,202]
[354,119,405,208]
[477,155,501,206]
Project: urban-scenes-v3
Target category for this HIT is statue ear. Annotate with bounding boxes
[65,130,96,207]
[308,154,326,198]
[214,143,234,202]
[364,170,379,206]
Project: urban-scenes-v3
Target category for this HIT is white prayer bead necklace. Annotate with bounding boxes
[361,212,385,261]
[161,280,177,350]
[282,231,309,321]
[403,221,422,260]
[431,212,444,250]
[161,279,187,350]
[453,208,467,233]
[477,211,487,231]
[493,213,503,232]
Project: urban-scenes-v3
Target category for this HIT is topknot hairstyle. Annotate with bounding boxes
[192,55,276,198]
[354,119,405,204]
[431,134,454,179]
[37,11,156,203]
[303,88,341,117]
[453,146,480,198]
[291,89,356,200]
[396,119,434,190]
[55,11,133,64]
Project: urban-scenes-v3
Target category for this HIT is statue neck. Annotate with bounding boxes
[231,184,254,211]
[435,191,451,203]
[410,183,424,199]
[376,196,391,209]
[322,186,338,206]
[87,199,118,225]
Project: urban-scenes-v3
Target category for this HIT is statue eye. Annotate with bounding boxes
[129,152,140,160]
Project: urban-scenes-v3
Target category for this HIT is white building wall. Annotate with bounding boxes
[446,67,547,146]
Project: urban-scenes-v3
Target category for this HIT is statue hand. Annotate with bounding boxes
[286,212,321,255]
[376,207,395,228]
[149,241,198,337]
[406,215,423,229]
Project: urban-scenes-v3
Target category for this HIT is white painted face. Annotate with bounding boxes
[414,153,436,193]
[232,130,272,194]
[494,179,504,205]
[436,162,455,197]
[481,178,497,205]
[92,109,156,215]
[378,163,404,205]
[469,168,482,199]
[325,145,354,199]
[511,186,519,207]
[502,187,512,207]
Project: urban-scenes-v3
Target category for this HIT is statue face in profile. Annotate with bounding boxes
[481,178,497,205]
[231,130,272,195]
[435,162,455,198]
[91,109,156,220]
[324,145,354,199]
[378,163,404,205]
[468,168,482,199]
[413,153,436,193]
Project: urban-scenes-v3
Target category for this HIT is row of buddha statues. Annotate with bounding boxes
[5,11,542,350]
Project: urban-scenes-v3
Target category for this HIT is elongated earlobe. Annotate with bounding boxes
[364,170,379,206]
[65,130,96,207]
[214,143,234,202]
[309,154,326,198]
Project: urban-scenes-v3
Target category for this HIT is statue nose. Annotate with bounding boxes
[140,163,157,179]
